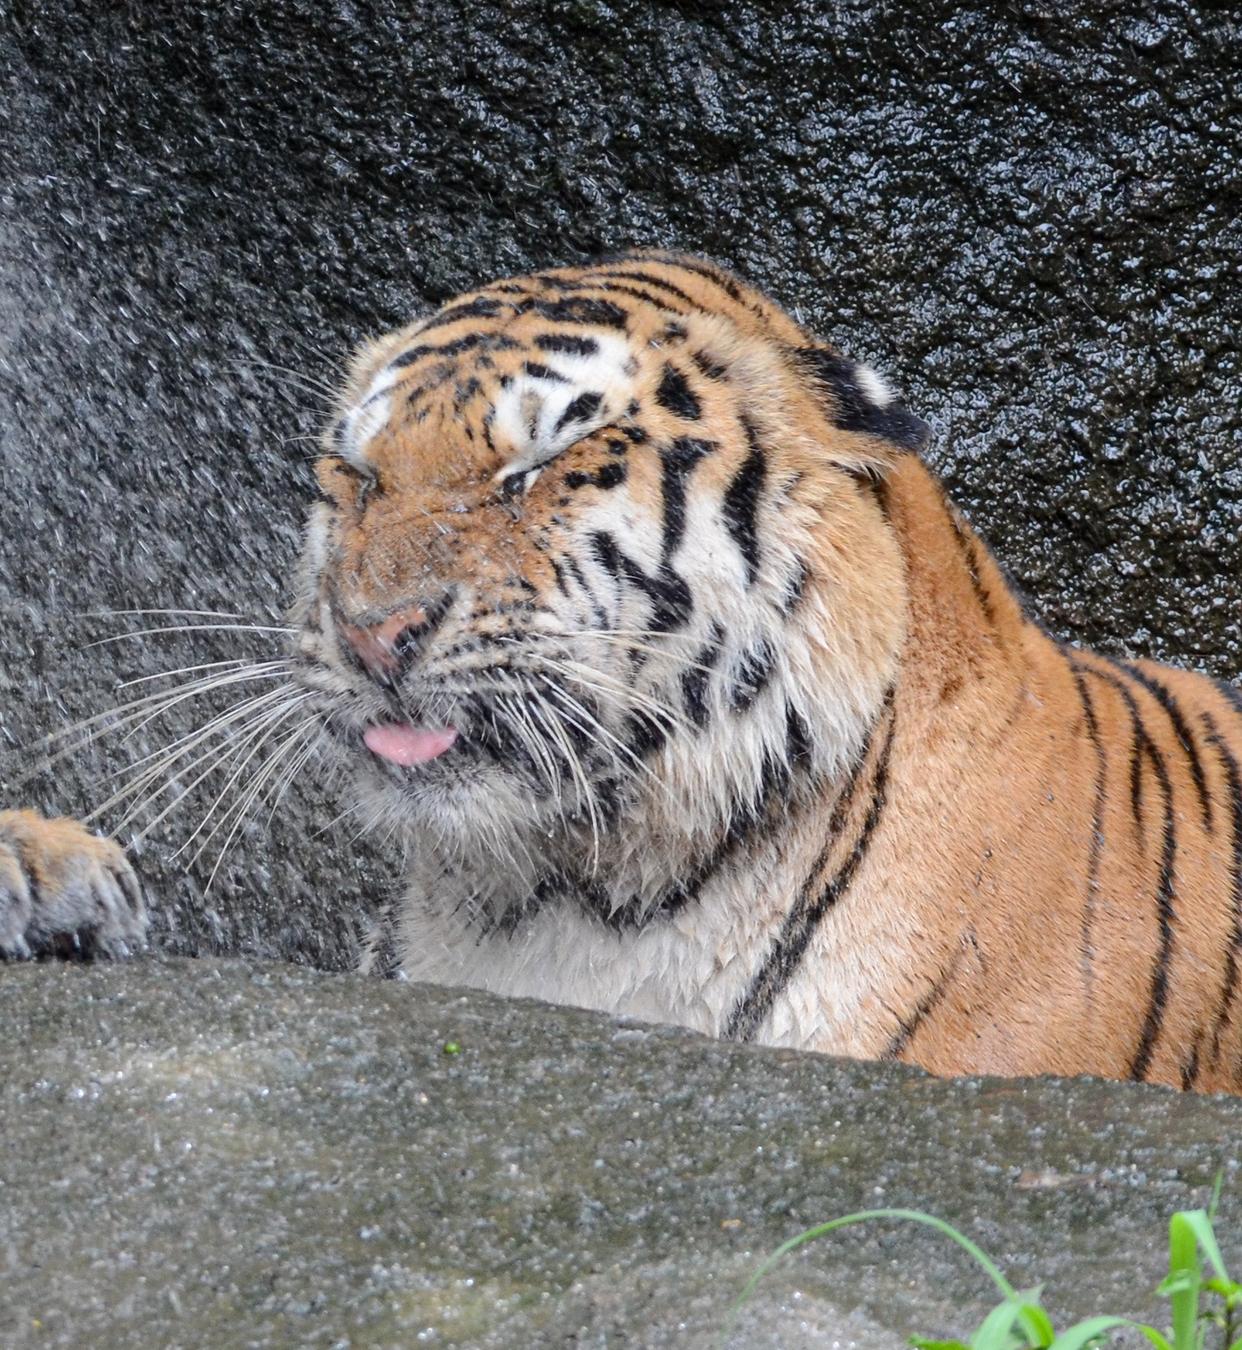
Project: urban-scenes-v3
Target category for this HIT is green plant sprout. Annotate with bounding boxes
[727,1189,1238,1350]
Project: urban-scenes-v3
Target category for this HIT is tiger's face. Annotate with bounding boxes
[293,254,927,884]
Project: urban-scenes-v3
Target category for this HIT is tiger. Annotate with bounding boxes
[5,251,1242,1094]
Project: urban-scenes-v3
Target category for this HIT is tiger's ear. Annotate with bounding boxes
[794,346,931,460]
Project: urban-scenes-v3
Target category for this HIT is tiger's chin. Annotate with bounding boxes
[347,750,563,865]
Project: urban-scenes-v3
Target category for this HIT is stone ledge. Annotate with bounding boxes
[1,958,1239,1347]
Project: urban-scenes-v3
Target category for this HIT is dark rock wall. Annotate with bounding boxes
[1,1,1239,965]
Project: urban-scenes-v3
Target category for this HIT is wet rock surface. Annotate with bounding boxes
[0,958,1239,1348]
[1,1,1239,962]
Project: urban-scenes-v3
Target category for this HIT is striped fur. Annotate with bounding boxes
[288,251,1242,1093]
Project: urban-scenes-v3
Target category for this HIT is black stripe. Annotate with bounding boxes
[729,640,775,713]
[1181,1028,1205,1092]
[560,551,610,629]
[1214,679,1242,720]
[555,390,603,432]
[780,560,809,616]
[596,266,698,307]
[413,296,503,336]
[391,331,519,368]
[625,708,671,759]
[454,376,482,411]
[944,499,997,626]
[523,361,567,383]
[588,280,689,313]
[510,296,628,328]
[723,699,895,1042]
[643,252,747,304]
[1076,660,1177,1080]
[1130,731,1176,1083]
[511,702,812,934]
[1201,711,1242,1075]
[652,737,809,915]
[785,701,814,769]
[1083,658,1147,840]
[1071,668,1108,1000]
[655,363,702,420]
[680,623,725,728]
[882,950,963,1060]
[796,347,931,452]
[1118,661,1214,832]
[564,462,626,491]
[659,437,714,561]
[588,531,692,633]
[534,333,599,356]
[722,420,767,586]
[691,349,728,380]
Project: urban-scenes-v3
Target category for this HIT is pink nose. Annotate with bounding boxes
[337,603,435,680]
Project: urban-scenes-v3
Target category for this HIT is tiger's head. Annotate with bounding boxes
[294,253,929,900]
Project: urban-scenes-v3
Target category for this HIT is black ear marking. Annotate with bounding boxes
[796,347,931,453]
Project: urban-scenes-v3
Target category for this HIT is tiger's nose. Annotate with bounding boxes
[336,592,455,684]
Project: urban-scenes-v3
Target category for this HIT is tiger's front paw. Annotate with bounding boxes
[0,809,147,959]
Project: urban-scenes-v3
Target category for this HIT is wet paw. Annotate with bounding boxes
[0,809,147,959]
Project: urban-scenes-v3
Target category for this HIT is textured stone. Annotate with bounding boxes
[0,959,1239,1348]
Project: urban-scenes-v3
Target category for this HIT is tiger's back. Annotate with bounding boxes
[858,463,1242,1091]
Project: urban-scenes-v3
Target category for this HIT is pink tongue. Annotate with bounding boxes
[363,723,458,766]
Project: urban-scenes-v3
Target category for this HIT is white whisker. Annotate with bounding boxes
[83,622,295,649]
[199,716,321,887]
[95,689,305,831]
[177,703,316,862]
[117,657,291,690]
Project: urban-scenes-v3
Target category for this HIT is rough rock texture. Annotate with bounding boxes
[0,1,1239,964]
[0,959,1238,1348]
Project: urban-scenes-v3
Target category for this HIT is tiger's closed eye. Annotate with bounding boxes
[315,456,381,512]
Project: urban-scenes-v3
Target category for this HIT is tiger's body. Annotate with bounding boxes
[6,252,1242,1092]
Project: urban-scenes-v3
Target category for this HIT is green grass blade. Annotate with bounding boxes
[724,1208,1019,1348]
[732,1208,1018,1314]
[1050,1317,1172,1350]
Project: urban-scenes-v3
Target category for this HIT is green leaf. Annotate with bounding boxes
[1165,1211,1205,1349]
[910,1339,972,1349]
[1013,1295,1055,1346]
[970,1299,1032,1349]
[1173,1210,1230,1284]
